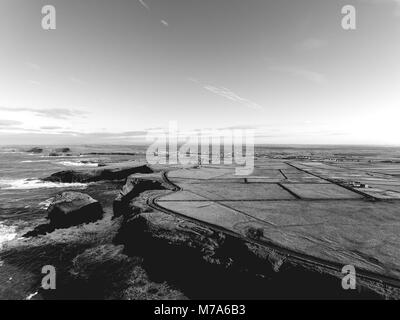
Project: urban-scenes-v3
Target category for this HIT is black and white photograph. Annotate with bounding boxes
[0,0,400,307]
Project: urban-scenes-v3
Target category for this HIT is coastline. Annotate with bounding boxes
[1,147,400,299]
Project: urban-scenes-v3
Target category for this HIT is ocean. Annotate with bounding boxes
[0,145,147,248]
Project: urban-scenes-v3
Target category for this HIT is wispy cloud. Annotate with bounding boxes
[40,126,63,130]
[220,124,262,130]
[296,38,327,51]
[269,65,326,84]
[28,80,41,86]
[47,129,148,138]
[0,106,87,120]
[138,0,150,10]
[187,77,199,83]
[203,85,263,110]
[25,62,41,71]
[0,120,23,127]
[188,78,262,110]
[69,76,87,85]
[161,20,169,27]
[0,127,40,133]
[0,126,148,138]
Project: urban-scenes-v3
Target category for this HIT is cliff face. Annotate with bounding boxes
[113,176,167,218]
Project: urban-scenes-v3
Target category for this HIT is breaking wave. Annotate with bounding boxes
[58,161,99,167]
[0,179,88,190]
[0,223,17,249]
[38,198,54,210]
[20,160,51,163]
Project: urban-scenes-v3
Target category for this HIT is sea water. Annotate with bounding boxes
[0,145,147,248]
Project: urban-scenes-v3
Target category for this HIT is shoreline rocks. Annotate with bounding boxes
[113,176,166,218]
[47,192,103,228]
[48,152,61,157]
[54,147,71,153]
[43,163,154,183]
[27,147,43,154]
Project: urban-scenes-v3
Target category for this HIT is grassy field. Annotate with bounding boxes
[157,158,400,285]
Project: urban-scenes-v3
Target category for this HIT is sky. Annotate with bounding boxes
[0,0,399,145]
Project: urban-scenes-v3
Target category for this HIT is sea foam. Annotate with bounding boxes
[20,160,51,163]
[0,179,87,190]
[38,198,54,210]
[0,223,17,249]
[58,161,98,167]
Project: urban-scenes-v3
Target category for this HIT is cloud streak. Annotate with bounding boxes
[69,77,87,85]
[28,80,41,86]
[0,106,87,120]
[203,85,263,110]
[138,0,150,10]
[296,38,327,51]
[0,120,23,127]
[40,126,63,130]
[269,65,326,84]
[47,129,148,139]
[188,78,263,110]
[0,128,150,144]
[25,62,41,71]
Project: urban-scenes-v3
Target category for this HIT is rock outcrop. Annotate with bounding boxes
[55,147,71,153]
[43,162,153,183]
[113,176,166,218]
[48,152,61,157]
[27,147,43,153]
[47,192,103,228]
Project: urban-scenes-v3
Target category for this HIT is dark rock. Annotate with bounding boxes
[48,152,61,157]
[27,147,43,153]
[23,223,56,238]
[80,160,99,166]
[113,176,166,218]
[55,147,71,153]
[44,170,93,183]
[47,191,103,228]
[43,163,153,183]
[116,210,224,259]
